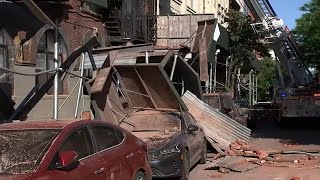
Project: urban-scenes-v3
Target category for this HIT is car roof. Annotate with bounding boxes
[0,119,103,131]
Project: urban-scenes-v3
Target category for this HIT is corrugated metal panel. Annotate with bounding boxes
[182,91,251,150]
[156,14,214,49]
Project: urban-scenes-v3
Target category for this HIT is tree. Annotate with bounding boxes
[294,0,320,70]
[257,57,276,101]
[225,10,269,92]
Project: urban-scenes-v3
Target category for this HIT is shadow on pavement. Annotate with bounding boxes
[251,117,320,146]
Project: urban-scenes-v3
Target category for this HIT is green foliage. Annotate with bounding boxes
[226,10,269,68]
[225,10,270,92]
[294,0,320,69]
[257,57,276,101]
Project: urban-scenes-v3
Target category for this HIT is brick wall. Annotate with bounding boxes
[1,1,108,120]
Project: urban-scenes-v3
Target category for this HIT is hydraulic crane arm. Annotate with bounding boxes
[249,0,313,88]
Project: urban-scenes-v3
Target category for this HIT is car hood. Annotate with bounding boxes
[0,173,32,180]
[89,64,188,124]
[120,110,183,150]
[134,131,182,150]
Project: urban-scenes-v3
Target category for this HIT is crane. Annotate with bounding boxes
[249,0,320,124]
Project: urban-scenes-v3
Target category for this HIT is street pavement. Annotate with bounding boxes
[189,118,320,180]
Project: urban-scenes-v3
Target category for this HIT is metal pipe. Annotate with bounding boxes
[237,68,241,98]
[255,74,258,103]
[209,63,213,93]
[170,54,178,81]
[225,58,228,86]
[213,49,220,92]
[181,77,185,95]
[87,48,97,71]
[75,53,85,118]
[249,70,252,106]
[252,74,255,104]
[59,79,79,111]
[213,62,217,92]
[145,51,149,64]
[53,19,59,120]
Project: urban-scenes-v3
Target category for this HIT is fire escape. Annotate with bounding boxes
[106,0,156,46]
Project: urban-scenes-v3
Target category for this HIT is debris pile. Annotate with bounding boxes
[207,139,320,174]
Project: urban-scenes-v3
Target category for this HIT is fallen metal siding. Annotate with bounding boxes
[182,91,251,150]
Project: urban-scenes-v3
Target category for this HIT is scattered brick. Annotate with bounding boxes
[209,173,224,178]
[256,150,269,159]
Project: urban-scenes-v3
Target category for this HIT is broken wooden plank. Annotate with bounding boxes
[199,37,209,81]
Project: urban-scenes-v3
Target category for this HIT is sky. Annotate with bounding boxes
[268,0,310,29]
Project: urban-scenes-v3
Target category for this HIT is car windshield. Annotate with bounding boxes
[0,129,59,174]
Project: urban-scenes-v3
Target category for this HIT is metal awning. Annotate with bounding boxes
[80,0,108,8]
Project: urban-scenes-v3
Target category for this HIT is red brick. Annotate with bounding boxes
[256,150,269,159]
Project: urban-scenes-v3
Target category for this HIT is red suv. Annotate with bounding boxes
[0,119,151,180]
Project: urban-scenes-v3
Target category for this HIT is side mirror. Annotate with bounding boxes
[57,150,79,171]
[187,124,198,133]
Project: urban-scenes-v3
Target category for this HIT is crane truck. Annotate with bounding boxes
[250,0,320,125]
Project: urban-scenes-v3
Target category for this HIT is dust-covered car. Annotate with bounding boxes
[0,120,151,180]
[89,64,207,179]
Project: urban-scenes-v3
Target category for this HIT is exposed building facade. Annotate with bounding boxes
[156,0,233,24]
[0,1,110,120]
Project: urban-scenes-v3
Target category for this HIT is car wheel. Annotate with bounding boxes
[134,171,146,180]
[199,140,207,164]
[179,150,190,180]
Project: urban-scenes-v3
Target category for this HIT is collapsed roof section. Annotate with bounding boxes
[89,63,188,124]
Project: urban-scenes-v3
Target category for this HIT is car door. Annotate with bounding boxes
[183,112,203,165]
[45,127,106,180]
[89,125,123,180]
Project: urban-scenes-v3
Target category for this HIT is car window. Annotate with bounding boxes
[0,129,59,174]
[91,126,120,152]
[60,127,94,160]
[115,129,125,142]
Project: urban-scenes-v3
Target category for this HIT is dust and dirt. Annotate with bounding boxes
[120,110,182,149]
[189,119,320,180]
[0,129,58,174]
